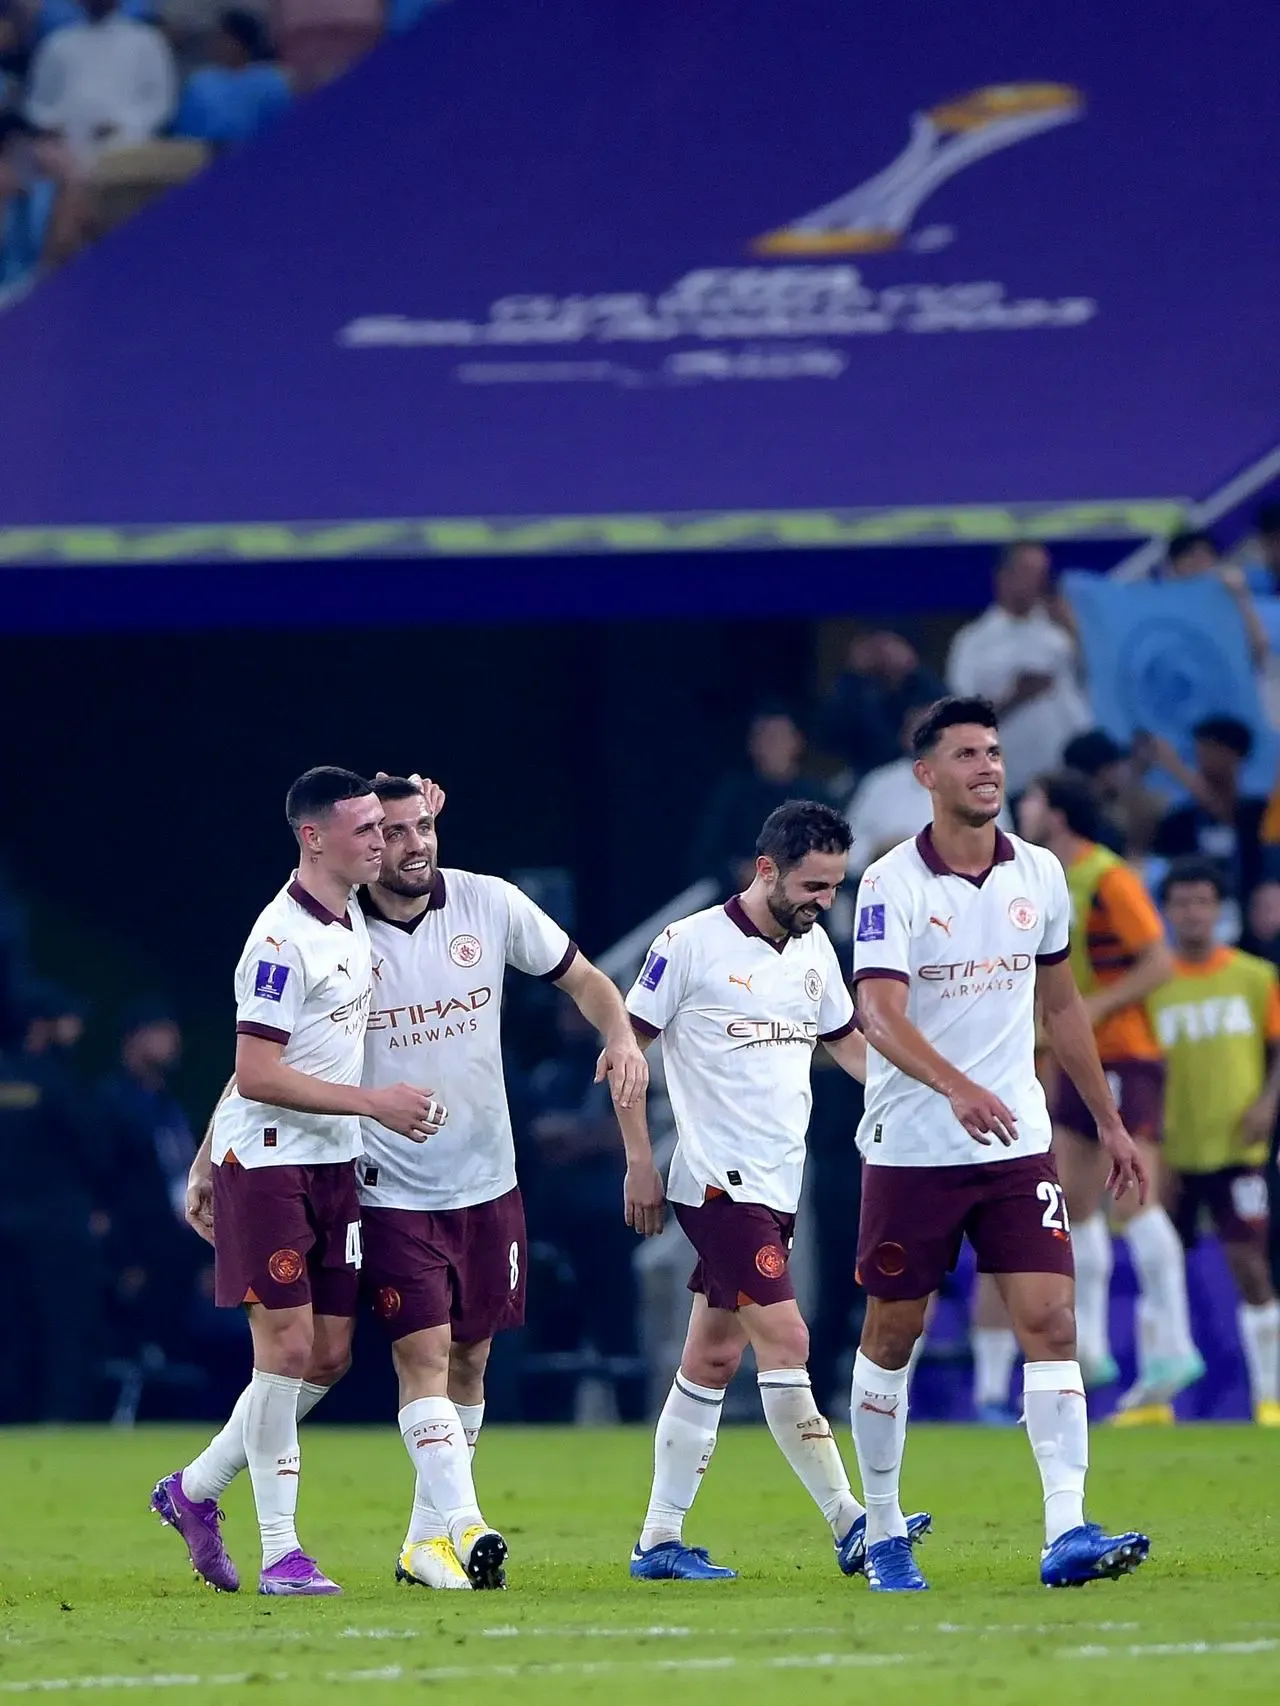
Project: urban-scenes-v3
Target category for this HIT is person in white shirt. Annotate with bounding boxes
[619,801,930,1585]
[845,701,1013,879]
[946,543,1090,796]
[24,0,177,164]
[850,695,1149,1592]
[153,768,442,1599]
[357,775,653,1592]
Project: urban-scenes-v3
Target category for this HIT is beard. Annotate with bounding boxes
[378,857,435,898]
[767,892,820,937]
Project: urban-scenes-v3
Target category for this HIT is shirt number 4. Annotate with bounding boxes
[345,1220,363,1270]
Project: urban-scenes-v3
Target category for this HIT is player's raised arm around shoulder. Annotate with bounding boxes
[853,868,1017,1146]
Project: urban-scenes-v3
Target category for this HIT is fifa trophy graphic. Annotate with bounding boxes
[754,84,1082,255]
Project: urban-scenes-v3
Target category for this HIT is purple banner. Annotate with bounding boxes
[1,0,1277,562]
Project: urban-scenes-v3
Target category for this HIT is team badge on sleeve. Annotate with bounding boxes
[639,950,668,991]
[254,961,291,1001]
[856,904,886,942]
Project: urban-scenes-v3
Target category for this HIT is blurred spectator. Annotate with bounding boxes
[946,541,1090,796]
[1241,501,1280,596]
[520,1002,644,1421]
[33,0,155,41]
[688,705,830,895]
[1061,729,1166,860]
[816,630,946,778]
[1140,717,1267,929]
[0,981,103,1421]
[97,1004,203,1356]
[24,0,177,163]
[173,10,292,147]
[0,0,87,269]
[1161,528,1269,669]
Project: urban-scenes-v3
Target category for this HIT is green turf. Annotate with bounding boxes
[0,1423,1277,1704]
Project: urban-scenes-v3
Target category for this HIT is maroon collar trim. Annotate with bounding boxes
[914,825,1015,889]
[288,878,354,930]
[359,871,448,934]
[723,894,786,954]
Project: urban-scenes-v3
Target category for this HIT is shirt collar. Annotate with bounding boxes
[914,824,1015,888]
[359,871,447,933]
[723,893,787,954]
[287,877,354,929]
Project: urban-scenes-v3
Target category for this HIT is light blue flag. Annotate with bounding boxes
[1062,571,1276,795]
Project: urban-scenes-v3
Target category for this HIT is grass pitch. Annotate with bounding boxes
[0,1423,1277,1704]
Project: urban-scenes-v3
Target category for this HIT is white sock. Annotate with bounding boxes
[1022,1360,1088,1545]
[756,1367,863,1540]
[1239,1300,1280,1407]
[183,1379,329,1504]
[972,1327,1020,1409]
[399,1397,485,1552]
[850,1351,909,1544]
[1072,1213,1114,1371]
[639,1373,724,1549]
[1124,1207,1196,1362]
[244,1369,303,1568]
[404,1400,487,1549]
[1135,1294,1160,1378]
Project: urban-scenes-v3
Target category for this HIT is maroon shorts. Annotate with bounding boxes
[673,1194,797,1312]
[213,1159,361,1315]
[361,1186,527,1343]
[1051,1059,1165,1144]
[857,1152,1074,1301]
[1170,1166,1271,1250]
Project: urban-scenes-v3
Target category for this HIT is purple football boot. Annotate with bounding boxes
[258,1549,342,1596]
[151,1471,240,1593]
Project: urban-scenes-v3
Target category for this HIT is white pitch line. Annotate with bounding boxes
[5,1640,1277,1696]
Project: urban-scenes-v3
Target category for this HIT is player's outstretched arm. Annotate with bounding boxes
[555,953,650,1109]
[1036,958,1148,1204]
[823,1026,868,1084]
[857,976,1018,1146]
[233,1034,446,1141]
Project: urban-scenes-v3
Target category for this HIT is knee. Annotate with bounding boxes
[307,1348,352,1388]
[860,1300,925,1372]
[449,1339,490,1382]
[682,1342,744,1389]
[258,1323,314,1380]
[755,1319,810,1371]
[1024,1301,1077,1363]
[393,1330,451,1390]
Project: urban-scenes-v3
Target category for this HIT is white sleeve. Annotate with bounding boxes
[234,936,307,1044]
[851,865,913,987]
[24,37,68,132]
[500,880,576,980]
[1037,856,1072,963]
[625,925,691,1036]
[816,932,856,1040]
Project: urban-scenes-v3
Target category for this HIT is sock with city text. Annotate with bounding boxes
[1022,1359,1088,1545]
[244,1369,303,1568]
[404,1401,487,1548]
[638,1374,725,1550]
[850,1351,909,1544]
[398,1397,486,1552]
[757,1367,863,1540]
[183,1378,329,1505]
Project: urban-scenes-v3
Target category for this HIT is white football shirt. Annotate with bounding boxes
[626,897,856,1215]
[358,869,576,1212]
[853,827,1070,1168]
[212,878,373,1170]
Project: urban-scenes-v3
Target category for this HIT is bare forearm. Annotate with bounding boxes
[1086,944,1172,1022]
[1043,991,1120,1127]
[568,962,633,1044]
[824,1028,868,1084]
[858,997,964,1096]
[237,1058,373,1119]
[613,1094,656,1166]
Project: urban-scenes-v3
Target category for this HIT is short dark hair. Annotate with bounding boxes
[911,695,999,758]
[995,539,1045,573]
[1192,714,1252,759]
[756,799,851,871]
[1062,729,1126,776]
[1168,528,1218,565]
[1032,770,1103,841]
[284,766,374,833]
[219,6,271,58]
[1159,856,1227,905]
[372,775,424,804]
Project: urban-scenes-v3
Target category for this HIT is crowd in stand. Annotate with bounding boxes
[0,0,444,292]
